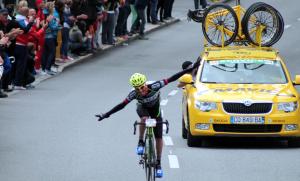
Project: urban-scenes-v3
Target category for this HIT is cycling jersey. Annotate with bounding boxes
[125,80,167,107]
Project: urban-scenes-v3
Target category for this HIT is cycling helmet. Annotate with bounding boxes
[129,73,147,87]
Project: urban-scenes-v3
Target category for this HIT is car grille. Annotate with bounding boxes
[223,103,272,114]
[213,124,282,133]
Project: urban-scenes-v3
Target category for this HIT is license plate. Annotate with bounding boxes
[230,116,265,124]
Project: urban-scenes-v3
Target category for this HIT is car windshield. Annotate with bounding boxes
[200,59,287,84]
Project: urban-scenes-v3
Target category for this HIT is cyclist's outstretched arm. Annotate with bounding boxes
[149,61,200,91]
[166,61,199,83]
[96,91,137,121]
[96,99,129,121]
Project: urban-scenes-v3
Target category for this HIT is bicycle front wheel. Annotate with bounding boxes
[145,137,156,181]
[242,2,284,46]
[202,3,239,46]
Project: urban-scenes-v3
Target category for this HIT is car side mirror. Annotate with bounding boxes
[179,74,194,84]
[293,75,300,85]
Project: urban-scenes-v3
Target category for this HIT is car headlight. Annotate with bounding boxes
[278,102,298,112]
[195,101,217,112]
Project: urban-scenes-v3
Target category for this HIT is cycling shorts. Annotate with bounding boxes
[136,103,163,139]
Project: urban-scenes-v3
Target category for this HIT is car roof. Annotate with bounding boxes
[204,46,279,61]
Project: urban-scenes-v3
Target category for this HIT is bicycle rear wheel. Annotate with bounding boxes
[202,3,239,46]
[242,2,284,46]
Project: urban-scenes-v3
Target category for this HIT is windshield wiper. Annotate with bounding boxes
[201,81,219,84]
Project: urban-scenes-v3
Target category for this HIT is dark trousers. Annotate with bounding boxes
[60,27,70,57]
[132,8,146,36]
[102,13,115,44]
[1,71,12,89]
[147,0,151,22]
[150,0,158,22]
[115,5,131,36]
[194,0,207,9]
[157,0,165,21]
[42,38,56,71]
[13,45,28,86]
[164,0,174,18]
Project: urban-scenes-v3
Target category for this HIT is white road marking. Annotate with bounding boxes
[168,90,178,97]
[284,25,292,29]
[169,150,173,154]
[168,155,180,168]
[160,99,168,106]
[163,136,174,146]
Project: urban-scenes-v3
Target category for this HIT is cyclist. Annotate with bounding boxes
[96,62,199,178]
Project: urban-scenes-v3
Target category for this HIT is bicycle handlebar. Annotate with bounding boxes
[133,120,169,135]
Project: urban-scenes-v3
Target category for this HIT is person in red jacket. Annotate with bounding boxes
[13,3,34,90]
[28,8,48,57]
[34,0,46,72]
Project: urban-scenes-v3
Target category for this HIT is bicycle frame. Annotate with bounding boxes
[133,119,169,181]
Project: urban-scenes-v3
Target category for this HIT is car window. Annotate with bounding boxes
[200,59,287,84]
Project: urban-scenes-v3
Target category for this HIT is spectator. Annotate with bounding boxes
[102,0,119,45]
[69,24,91,56]
[0,8,21,93]
[0,36,9,98]
[14,1,35,90]
[0,56,3,80]
[41,1,60,76]
[93,9,104,49]
[71,0,88,37]
[163,0,174,20]
[115,0,131,40]
[22,43,35,88]
[60,0,75,62]
[129,0,138,33]
[194,0,207,10]
[34,0,46,72]
[131,0,148,39]
[157,0,165,22]
[150,0,158,24]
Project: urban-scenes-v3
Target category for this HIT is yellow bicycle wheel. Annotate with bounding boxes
[202,3,239,46]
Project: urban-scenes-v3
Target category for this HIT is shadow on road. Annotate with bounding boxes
[197,137,300,149]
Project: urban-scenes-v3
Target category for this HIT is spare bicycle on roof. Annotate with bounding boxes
[188,0,284,47]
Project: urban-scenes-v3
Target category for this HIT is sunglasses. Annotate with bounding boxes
[135,85,147,91]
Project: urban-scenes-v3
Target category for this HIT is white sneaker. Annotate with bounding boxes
[50,67,58,73]
[40,70,47,75]
[14,86,26,90]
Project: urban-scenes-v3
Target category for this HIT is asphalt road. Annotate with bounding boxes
[1,0,300,181]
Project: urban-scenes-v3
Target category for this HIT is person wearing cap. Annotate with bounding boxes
[0,8,24,94]
[177,57,202,88]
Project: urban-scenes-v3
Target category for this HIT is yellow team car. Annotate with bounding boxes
[180,46,300,147]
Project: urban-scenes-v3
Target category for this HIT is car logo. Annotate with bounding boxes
[242,100,253,106]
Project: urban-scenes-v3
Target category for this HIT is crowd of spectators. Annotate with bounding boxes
[0,0,175,98]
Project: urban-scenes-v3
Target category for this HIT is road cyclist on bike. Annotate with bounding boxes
[96,61,199,178]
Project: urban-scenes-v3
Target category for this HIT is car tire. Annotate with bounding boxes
[187,128,199,147]
[186,109,201,147]
[288,138,300,148]
[182,117,187,139]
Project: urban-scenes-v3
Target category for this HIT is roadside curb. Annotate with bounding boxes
[6,18,181,97]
